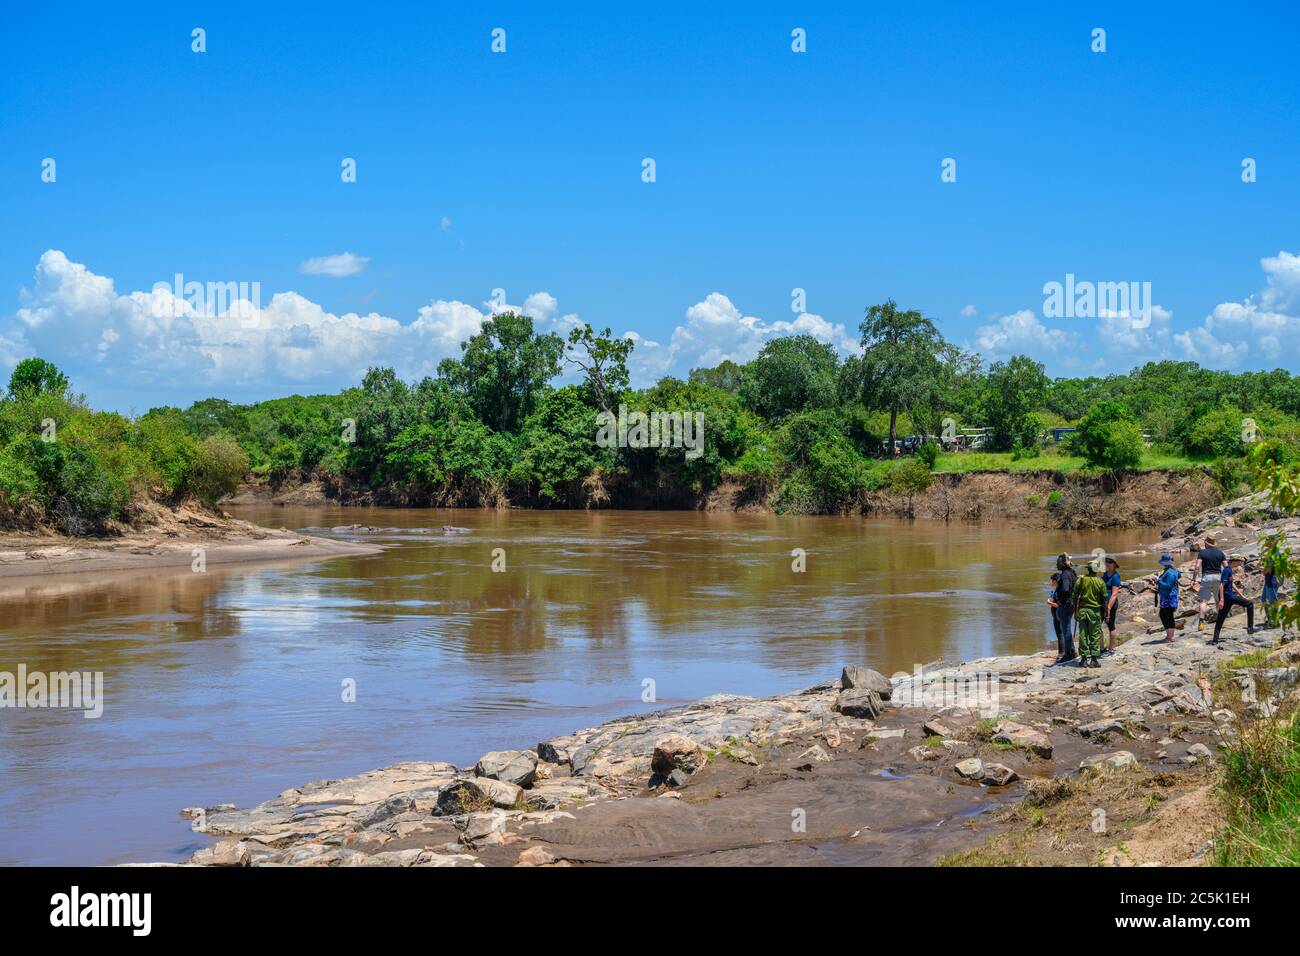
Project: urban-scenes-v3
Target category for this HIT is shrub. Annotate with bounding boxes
[1073,401,1143,471]
[888,458,934,496]
[1186,406,1246,459]
[722,447,778,495]
[132,409,200,496]
[190,435,249,503]
[51,443,129,534]
[1209,456,1248,499]
[916,442,939,470]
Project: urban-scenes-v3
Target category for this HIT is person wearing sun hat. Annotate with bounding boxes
[1153,552,1182,644]
[1072,557,1108,668]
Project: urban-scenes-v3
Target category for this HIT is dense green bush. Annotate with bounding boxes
[1072,400,1143,471]
[190,435,250,503]
[1185,405,1246,459]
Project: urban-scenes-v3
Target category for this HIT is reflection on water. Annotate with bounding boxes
[0,506,1156,865]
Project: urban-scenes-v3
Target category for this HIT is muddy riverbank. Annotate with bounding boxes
[0,501,382,585]
[227,468,1221,531]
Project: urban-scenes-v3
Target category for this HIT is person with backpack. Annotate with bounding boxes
[1102,556,1122,655]
[1054,553,1078,663]
[1212,556,1257,643]
[1073,558,1108,668]
[1154,553,1182,644]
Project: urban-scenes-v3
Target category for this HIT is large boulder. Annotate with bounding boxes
[835,687,882,719]
[651,735,706,778]
[475,749,539,787]
[991,721,1053,759]
[841,666,892,700]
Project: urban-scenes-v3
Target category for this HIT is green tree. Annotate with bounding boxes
[1073,400,1143,471]
[847,300,947,452]
[1185,406,1247,459]
[688,360,744,392]
[565,322,633,416]
[512,386,604,503]
[438,313,564,433]
[8,358,69,398]
[738,334,839,421]
[981,356,1049,451]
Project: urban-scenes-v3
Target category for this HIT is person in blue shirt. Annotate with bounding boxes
[1153,553,1181,644]
[1212,556,1256,643]
[1102,557,1122,655]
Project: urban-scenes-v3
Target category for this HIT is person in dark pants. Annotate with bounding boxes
[1213,556,1257,643]
[1054,553,1078,662]
[1048,572,1062,651]
[1102,557,1122,655]
[1154,552,1181,644]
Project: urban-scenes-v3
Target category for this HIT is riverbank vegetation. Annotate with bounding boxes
[8,301,1300,528]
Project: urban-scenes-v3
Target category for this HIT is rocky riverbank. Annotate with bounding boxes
[160,491,1300,868]
[169,623,1296,867]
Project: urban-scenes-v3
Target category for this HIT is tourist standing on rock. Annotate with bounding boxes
[1212,556,1256,643]
[1154,553,1182,644]
[1193,535,1226,634]
[1072,559,1107,668]
[1262,559,1281,630]
[1054,553,1078,663]
[1102,557,1122,655]
[1048,572,1063,651]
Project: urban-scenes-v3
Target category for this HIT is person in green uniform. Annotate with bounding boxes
[1072,558,1108,668]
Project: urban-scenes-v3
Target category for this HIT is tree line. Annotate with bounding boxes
[6,301,1300,531]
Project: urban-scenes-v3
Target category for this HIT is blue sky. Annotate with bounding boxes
[2,2,1298,412]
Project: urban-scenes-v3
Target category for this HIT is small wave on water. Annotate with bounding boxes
[885,589,1011,600]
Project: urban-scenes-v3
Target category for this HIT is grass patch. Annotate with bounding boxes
[1213,708,1300,866]
[932,450,1202,476]
[939,764,1203,866]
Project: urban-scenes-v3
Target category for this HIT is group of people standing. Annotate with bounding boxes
[1048,553,1122,668]
[1047,534,1282,666]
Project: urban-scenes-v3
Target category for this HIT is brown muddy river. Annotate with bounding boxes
[0,507,1159,865]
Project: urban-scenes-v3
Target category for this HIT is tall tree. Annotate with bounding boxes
[8,357,69,398]
[850,300,946,451]
[564,323,633,417]
[981,355,1049,450]
[738,334,839,420]
[438,313,564,433]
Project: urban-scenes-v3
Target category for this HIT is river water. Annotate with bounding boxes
[0,506,1158,865]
